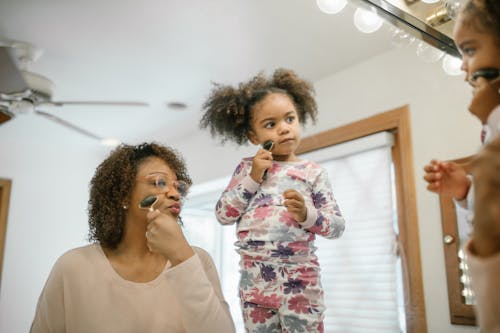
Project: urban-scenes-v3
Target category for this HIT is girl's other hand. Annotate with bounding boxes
[283,189,307,223]
[250,148,273,183]
[469,77,500,124]
[423,159,471,200]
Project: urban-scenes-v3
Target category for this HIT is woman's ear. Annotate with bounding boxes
[247,130,259,145]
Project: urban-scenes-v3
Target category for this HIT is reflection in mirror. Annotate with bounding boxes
[439,156,476,326]
[455,199,474,305]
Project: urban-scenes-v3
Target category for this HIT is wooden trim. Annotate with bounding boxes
[439,156,476,325]
[0,178,11,287]
[298,105,427,333]
[0,111,12,125]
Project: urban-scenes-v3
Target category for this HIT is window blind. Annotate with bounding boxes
[301,132,403,333]
[183,131,404,333]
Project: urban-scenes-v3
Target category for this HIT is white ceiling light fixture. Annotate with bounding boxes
[167,101,188,110]
[442,54,462,76]
[416,41,445,62]
[100,138,121,147]
[421,0,441,4]
[316,0,347,14]
[354,8,383,34]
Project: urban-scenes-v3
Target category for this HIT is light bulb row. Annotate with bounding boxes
[316,0,463,77]
[316,0,384,34]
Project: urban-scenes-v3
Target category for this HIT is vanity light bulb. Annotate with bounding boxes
[442,54,462,76]
[421,0,441,4]
[316,0,347,14]
[444,0,463,20]
[390,28,415,48]
[416,41,445,63]
[353,7,383,34]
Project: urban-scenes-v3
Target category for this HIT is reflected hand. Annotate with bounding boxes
[423,159,471,200]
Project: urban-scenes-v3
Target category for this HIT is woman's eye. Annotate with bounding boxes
[155,178,168,188]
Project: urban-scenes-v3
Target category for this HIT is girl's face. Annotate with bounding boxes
[453,12,500,84]
[248,93,301,162]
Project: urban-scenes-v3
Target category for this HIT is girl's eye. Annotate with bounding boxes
[264,122,275,129]
[463,47,475,56]
[286,116,295,123]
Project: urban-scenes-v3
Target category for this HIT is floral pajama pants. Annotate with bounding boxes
[239,260,325,333]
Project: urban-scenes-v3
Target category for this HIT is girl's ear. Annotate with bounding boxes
[247,130,259,145]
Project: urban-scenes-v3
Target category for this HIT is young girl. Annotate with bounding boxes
[423,0,500,201]
[200,68,345,333]
[423,0,500,330]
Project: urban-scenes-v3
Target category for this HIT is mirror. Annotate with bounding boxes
[439,156,476,325]
[354,0,460,57]
[354,1,475,325]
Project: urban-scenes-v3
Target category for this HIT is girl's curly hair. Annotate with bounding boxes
[87,142,192,249]
[200,68,317,145]
[461,0,500,45]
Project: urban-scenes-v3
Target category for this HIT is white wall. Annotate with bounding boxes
[0,124,112,333]
[0,46,482,333]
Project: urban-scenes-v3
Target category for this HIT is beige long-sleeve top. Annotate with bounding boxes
[465,240,500,333]
[30,244,235,333]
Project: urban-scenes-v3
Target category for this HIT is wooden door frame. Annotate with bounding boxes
[0,178,11,287]
[297,105,427,333]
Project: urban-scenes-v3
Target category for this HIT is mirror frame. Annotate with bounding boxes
[439,156,476,326]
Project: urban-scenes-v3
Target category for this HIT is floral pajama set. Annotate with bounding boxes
[215,158,345,333]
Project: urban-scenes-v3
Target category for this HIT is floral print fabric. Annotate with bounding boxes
[215,158,345,332]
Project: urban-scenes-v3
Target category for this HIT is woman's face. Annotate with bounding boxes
[130,156,183,218]
[453,13,500,84]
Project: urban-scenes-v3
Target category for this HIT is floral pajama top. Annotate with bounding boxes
[215,158,345,309]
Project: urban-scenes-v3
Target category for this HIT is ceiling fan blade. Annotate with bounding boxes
[35,110,104,141]
[0,46,30,96]
[40,101,149,107]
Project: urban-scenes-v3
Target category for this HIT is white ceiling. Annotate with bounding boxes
[0,0,395,146]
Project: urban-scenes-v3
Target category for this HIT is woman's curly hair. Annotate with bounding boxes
[461,0,500,45]
[200,68,317,145]
[87,142,192,249]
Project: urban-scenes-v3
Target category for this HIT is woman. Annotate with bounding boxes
[30,143,235,333]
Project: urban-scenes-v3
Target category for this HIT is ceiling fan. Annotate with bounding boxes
[0,42,149,145]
